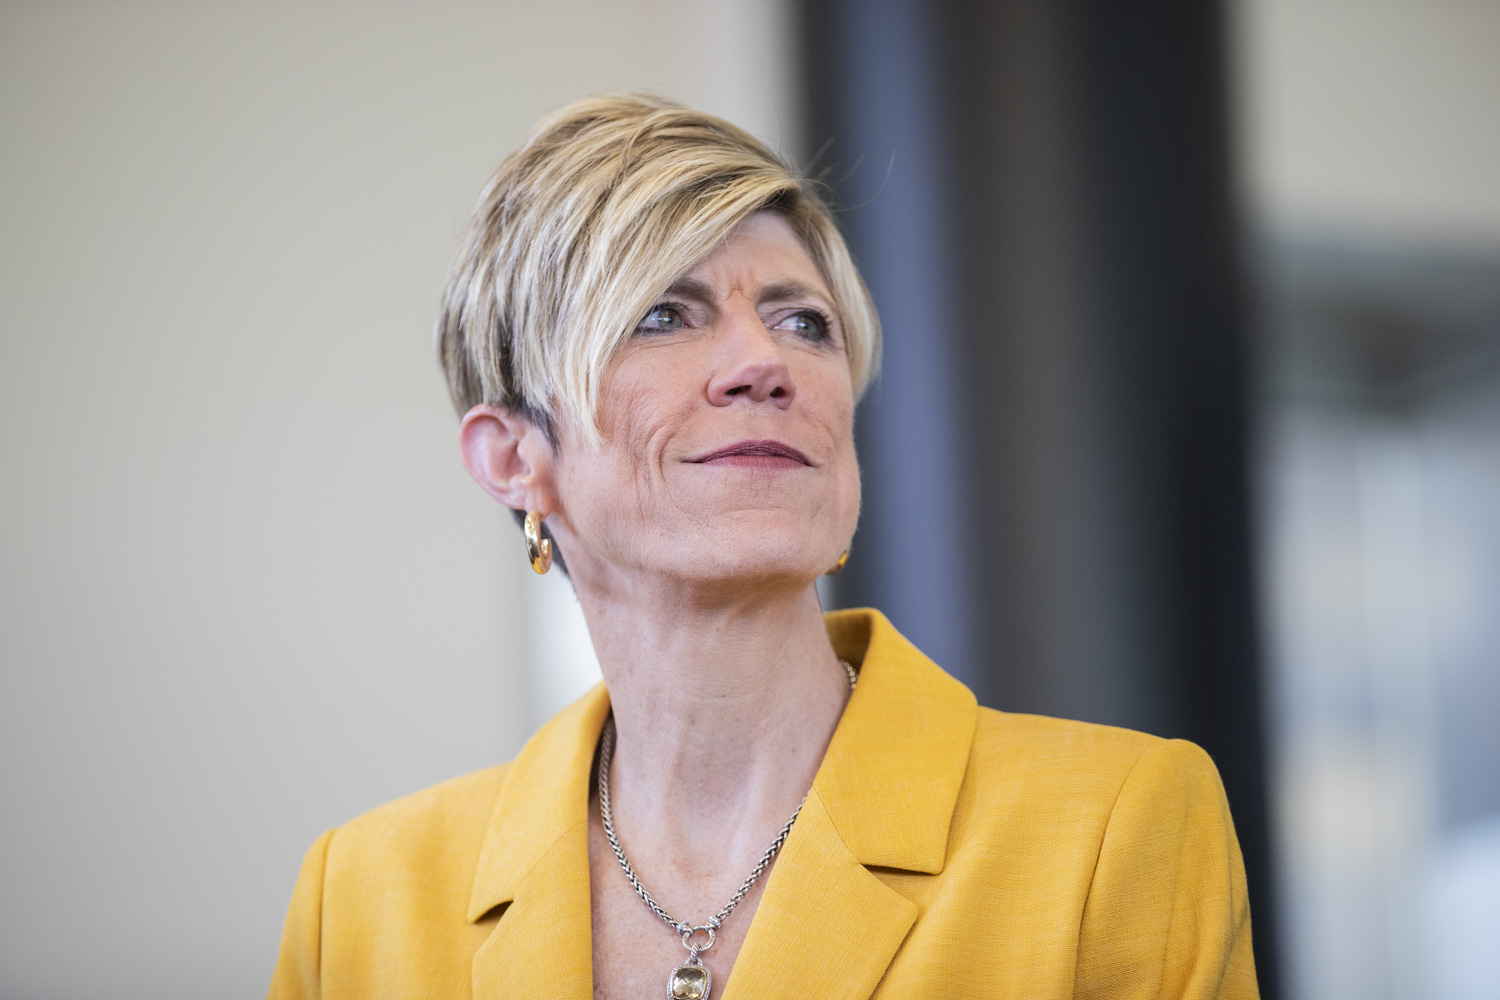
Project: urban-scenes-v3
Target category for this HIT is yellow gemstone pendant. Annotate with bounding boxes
[668,961,710,1000]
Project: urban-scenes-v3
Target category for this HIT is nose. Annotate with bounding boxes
[706,307,797,409]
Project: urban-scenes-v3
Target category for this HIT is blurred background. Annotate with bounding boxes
[1,0,1495,997]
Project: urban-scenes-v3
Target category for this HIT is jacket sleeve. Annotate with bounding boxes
[1074,740,1259,1000]
[268,829,335,1000]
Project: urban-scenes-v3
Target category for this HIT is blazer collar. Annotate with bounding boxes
[467,609,978,998]
[467,682,612,922]
[817,608,978,873]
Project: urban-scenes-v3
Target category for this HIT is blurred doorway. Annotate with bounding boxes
[1256,239,1500,1000]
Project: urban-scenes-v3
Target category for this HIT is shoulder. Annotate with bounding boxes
[870,706,1256,996]
[954,708,1229,848]
[271,763,516,998]
[971,706,1220,786]
[321,761,513,883]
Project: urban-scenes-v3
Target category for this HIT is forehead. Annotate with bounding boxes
[681,211,828,294]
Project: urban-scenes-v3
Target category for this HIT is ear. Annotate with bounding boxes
[458,404,558,516]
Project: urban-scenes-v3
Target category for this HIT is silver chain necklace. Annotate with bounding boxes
[597,659,858,1000]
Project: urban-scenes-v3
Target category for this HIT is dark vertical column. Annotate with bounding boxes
[802,1,1278,995]
[1067,13,1277,992]
[803,0,979,686]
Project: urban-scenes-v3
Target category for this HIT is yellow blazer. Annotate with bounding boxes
[270,609,1258,999]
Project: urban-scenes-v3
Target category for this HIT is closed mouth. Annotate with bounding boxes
[688,439,814,466]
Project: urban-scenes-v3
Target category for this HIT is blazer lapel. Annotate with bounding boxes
[468,684,613,1000]
[722,609,980,999]
[471,820,594,1000]
[720,788,918,1000]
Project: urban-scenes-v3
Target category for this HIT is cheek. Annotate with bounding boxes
[560,361,691,529]
[596,373,689,483]
[836,421,862,521]
[596,348,700,442]
[800,364,861,520]
[808,365,857,451]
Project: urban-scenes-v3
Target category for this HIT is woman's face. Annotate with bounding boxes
[549,210,860,594]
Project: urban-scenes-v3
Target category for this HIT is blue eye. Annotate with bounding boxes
[784,310,829,340]
[637,305,685,333]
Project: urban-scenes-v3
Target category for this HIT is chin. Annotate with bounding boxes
[670,522,836,586]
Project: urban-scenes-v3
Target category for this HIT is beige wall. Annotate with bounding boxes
[1233,0,1500,246]
[0,1,797,995]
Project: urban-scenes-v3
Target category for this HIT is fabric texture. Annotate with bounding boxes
[268,608,1259,999]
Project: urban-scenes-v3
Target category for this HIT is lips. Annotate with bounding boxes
[689,439,813,466]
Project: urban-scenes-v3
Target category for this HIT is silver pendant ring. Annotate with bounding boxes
[679,924,716,953]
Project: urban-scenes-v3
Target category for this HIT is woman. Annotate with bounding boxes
[270,94,1257,1000]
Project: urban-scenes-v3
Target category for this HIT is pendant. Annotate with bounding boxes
[668,956,711,1000]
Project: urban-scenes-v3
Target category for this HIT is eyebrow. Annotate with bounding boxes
[661,277,716,302]
[756,280,832,308]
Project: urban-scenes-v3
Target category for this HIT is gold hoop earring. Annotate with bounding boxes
[824,549,849,576]
[523,511,552,575]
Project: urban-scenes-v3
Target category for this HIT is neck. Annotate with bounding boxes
[576,575,850,878]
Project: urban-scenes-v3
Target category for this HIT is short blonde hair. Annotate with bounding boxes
[435,93,880,441]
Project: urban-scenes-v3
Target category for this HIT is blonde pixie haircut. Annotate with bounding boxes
[435,93,881,442]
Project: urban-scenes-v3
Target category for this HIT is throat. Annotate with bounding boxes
[579,588,855,998]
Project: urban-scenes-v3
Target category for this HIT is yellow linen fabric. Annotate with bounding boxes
[269,608,1258,999]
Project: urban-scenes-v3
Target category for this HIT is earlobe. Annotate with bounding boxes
[458,404,555,514]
